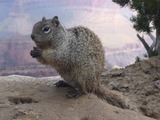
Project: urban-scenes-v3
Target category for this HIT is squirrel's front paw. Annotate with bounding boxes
[30,49,42,58]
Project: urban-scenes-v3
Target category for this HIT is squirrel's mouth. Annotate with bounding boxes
[35,41,52,49]
[33,39,44,45]
[31,34,42,43]
[31,34,49,49]
[34,40,42,44]
[35,41,43,46]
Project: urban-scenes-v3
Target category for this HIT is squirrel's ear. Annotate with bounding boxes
[42,17,46,22]
[52,16,59,27]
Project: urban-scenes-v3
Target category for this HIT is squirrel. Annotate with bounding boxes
[30,16,136,110]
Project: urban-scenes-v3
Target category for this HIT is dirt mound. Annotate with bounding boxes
[102,55,160,119]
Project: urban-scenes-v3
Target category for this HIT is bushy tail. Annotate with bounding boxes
[93,85,137,110]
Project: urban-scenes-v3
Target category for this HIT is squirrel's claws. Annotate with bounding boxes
[30,49,42,58]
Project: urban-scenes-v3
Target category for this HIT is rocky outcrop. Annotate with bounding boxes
[0,75,154,120]
[102,55,160,119]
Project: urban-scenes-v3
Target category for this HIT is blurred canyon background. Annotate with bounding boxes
[0,0,151,77]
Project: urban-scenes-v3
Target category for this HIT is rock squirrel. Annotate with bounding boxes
[30,16,135,110]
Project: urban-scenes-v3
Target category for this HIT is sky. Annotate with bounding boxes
[0,0,150,67]
[0,0,140,47]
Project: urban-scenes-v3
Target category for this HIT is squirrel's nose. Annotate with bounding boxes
[31,34,35,40]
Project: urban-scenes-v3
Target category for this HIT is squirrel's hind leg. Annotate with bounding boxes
[66,82,86,99]
[55,80,86,99]
[54,80,74,88]
[66,90,85,99]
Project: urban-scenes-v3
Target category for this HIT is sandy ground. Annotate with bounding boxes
[0,75,155,120]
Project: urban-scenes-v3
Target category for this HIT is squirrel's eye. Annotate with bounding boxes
[42,25,50,33]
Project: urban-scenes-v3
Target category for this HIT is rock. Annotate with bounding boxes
[103,56,160,120]
[0,75,154,120]
[109,69,125,78]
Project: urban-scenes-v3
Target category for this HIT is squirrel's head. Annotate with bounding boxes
[31,16,62,48]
